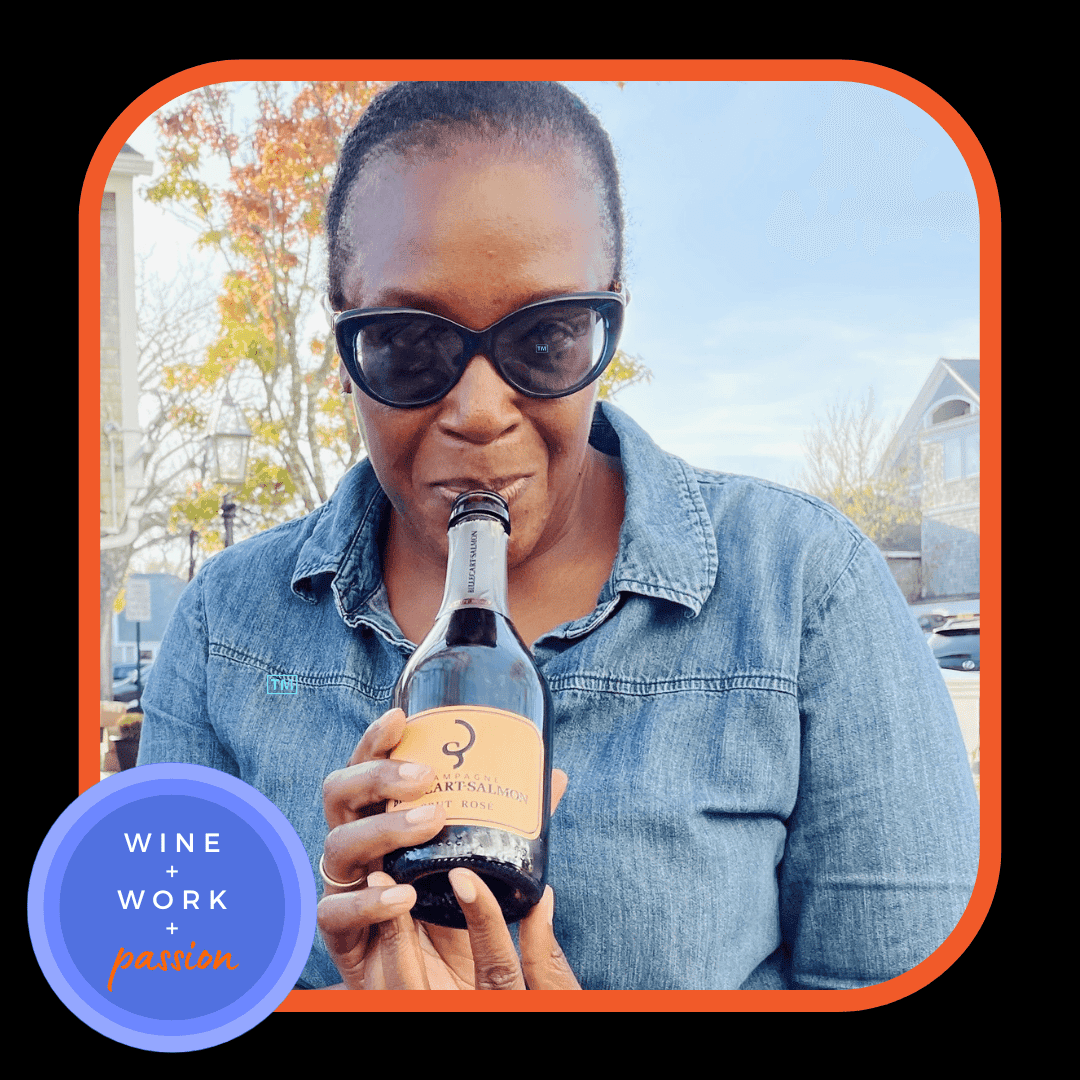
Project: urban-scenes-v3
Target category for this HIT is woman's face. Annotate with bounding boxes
[339,136,614,569]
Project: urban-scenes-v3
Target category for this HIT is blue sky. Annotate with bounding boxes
[563,80,979,485]
[124,78,980,490]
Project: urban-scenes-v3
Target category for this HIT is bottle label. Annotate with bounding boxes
[387,706,545,840]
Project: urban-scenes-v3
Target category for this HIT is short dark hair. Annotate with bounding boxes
[325,81,625,310]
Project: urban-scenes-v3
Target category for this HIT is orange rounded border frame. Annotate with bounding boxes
[79,60,1000,1013]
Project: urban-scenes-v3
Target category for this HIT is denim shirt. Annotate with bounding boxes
[139,401,978,991]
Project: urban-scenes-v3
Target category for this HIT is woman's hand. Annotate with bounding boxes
[317,708,577,990]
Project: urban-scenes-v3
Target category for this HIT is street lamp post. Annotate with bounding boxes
[206,389,253,549]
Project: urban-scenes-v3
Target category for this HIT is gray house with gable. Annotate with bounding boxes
[878,358,980,603]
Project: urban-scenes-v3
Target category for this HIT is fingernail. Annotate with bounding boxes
[381,884,412,906]
[398,762,428,781]
[541,886,555,925]
[374,709,403,731]
[367,871,395,887]
[405,804,439,824]
[449,868,477,904]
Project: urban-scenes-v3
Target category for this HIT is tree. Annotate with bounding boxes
[598,348,650,401]
[146,82,386,527]
[100,260,219,695]
[796,386,920,547]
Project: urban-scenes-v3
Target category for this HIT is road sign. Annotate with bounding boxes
[124,576,152,623]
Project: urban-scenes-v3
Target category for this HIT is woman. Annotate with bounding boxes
[140,82,979,991]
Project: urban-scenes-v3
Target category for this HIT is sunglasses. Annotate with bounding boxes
[333,291,626,408]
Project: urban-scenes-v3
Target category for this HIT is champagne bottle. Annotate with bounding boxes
[384,490,553,929]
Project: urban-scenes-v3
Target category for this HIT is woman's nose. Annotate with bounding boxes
[434,353,520,444]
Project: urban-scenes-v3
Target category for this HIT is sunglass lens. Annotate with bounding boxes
[494,302,608,394]
[353,315,464,405]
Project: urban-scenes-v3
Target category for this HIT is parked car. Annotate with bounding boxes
[917,610,978,635]
[927,619,979,671]
[917,611,952,635]
[113,661,153,706]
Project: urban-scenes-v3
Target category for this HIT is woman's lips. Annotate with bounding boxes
[432,475,532,506]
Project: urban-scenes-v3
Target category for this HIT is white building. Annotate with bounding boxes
[101,144,153,547]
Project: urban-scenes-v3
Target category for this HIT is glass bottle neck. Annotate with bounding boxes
[438,515,510,617]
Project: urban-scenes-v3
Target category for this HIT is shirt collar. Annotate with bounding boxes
[289,460,387,622]
[290,399,717,631]
[594,400,717,618]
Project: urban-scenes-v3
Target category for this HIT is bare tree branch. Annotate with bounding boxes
[796,386,920,546]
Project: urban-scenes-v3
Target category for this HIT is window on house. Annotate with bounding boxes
[942,430,979,481]
[932,399,971,424]
[963,429,979,476]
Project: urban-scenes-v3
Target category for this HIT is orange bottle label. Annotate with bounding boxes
[388,705,545,840]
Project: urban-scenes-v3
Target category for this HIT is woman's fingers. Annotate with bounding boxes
[348,708,407,766]
[323,709,413,824]
[363,872,432,990]
[323,757,435,830]
[449,868,527,991]
[437,771,572,990]
[322,801,446,890]
[519,886,580,989]
[322,708,409,830]
[317,876,416,934]
[316,875,418,978]
[317,871,433,990]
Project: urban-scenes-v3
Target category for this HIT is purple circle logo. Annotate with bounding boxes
[28,764,316,1052]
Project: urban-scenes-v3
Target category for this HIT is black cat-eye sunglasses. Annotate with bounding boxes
[332,290,627,408]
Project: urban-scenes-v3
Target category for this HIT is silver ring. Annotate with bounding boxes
[319,854,366,889]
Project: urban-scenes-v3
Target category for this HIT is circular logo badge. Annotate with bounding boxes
[28,764,317,1052]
